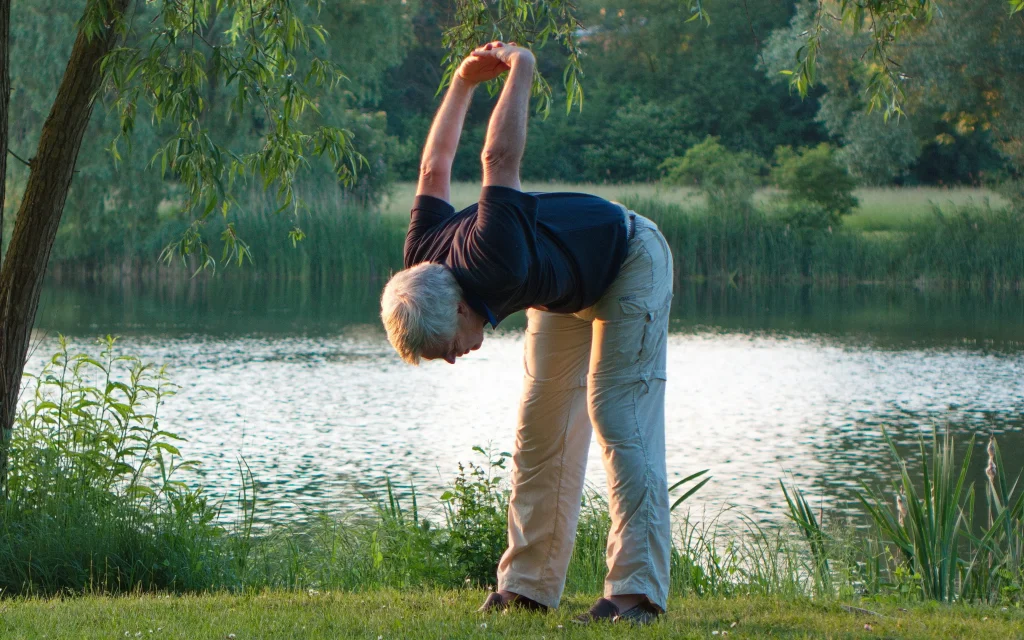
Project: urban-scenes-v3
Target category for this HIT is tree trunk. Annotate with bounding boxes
[0,0,11,498]
[0,0,130,496]
[0,0,9,251]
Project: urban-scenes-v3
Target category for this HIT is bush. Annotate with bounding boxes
[440,446,510,587]
[660,136,765,214]
[1,336,225,594]
[772,143,859,222]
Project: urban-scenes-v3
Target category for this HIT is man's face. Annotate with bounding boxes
[422,300,485,364]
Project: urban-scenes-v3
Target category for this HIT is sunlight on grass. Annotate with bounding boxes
[381,182,1010,233]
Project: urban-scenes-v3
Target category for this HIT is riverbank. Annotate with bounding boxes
[3,590,1021,639]
[39,184,1023,289]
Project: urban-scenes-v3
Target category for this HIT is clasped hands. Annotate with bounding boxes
[456,40,535,85]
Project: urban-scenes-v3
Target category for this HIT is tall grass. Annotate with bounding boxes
[854,428,1024,603]
[48,188,406,283]
[1,336,227,592]
[637,196,1024,288]
[47,184,1024,289]
[3,342,1022,606]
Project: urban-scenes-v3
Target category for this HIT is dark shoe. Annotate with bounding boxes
[478,591,548,613]
[572,597,619,624]
[614,600,661,625]
[573,597,661,625]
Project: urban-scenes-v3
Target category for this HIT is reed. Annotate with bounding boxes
[633,196,1024,288]
[855,427,1024,603]
[45,184,1023,289]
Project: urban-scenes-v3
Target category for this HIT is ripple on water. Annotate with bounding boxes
[23,327,1024,526]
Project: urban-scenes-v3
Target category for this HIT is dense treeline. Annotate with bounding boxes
[3,0,1021,267]
[378,0,827,183]
[377,0,1022,186]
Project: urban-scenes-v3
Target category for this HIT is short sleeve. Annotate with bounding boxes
[463,186,540,281]
[405,195,456,268]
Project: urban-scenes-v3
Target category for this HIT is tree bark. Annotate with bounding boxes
[0,0,130,495]
[0,0,9,252]
[0,0,11,498]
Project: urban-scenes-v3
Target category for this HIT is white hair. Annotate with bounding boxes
[380,262,462,365]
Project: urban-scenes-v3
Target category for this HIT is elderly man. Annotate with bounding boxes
[380,42,673,624]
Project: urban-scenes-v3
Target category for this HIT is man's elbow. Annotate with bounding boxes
[480,147,522,188]
[418,164,450,191]
[419,162,450,184]
[480,146,516,171]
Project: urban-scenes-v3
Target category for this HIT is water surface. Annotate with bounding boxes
[32,280,1024,526]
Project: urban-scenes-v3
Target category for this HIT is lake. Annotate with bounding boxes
[31,279,1024,527]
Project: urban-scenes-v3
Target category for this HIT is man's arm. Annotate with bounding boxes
[475,44,536,191]
[416,77,475,203]
[417,42,512,203]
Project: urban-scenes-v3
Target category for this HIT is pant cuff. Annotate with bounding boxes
[497,578,560,610]
[604,578,667,613]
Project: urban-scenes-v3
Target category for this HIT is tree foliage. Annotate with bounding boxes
[661,136,765,212]
[772,143,858,219]
[765,0,1024,185]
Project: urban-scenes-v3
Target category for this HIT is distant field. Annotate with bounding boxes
[380,182,1009,231]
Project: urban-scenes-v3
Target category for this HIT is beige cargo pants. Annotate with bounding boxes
[496,211,674,612]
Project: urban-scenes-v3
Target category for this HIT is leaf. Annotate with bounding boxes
[154,442,181,456]
[671,476,711,511]
[668,469,709,493]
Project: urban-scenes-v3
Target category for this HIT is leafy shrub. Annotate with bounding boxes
[772,143,859,223]
[440,446,510,587]
[660,136,765,213]
[1,336,224,594]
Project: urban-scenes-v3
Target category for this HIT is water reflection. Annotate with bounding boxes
[32,279,1024,526]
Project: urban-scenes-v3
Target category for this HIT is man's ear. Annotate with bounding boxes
[456,299,468,316]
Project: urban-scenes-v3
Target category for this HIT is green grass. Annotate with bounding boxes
[2,590,1022,639]
[843,187,1010,231]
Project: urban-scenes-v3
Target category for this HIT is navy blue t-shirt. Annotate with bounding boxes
[403,186,628,326]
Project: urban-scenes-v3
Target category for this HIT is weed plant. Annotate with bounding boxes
[0,336,225,593]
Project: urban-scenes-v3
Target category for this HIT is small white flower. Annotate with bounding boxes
[556,624,563,629]
[712,632,719,636]
[227,635,236,639]
[480,622,488,629]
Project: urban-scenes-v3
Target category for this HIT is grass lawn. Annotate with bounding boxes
[379,182,1009,232]
[2,590,1022,639]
